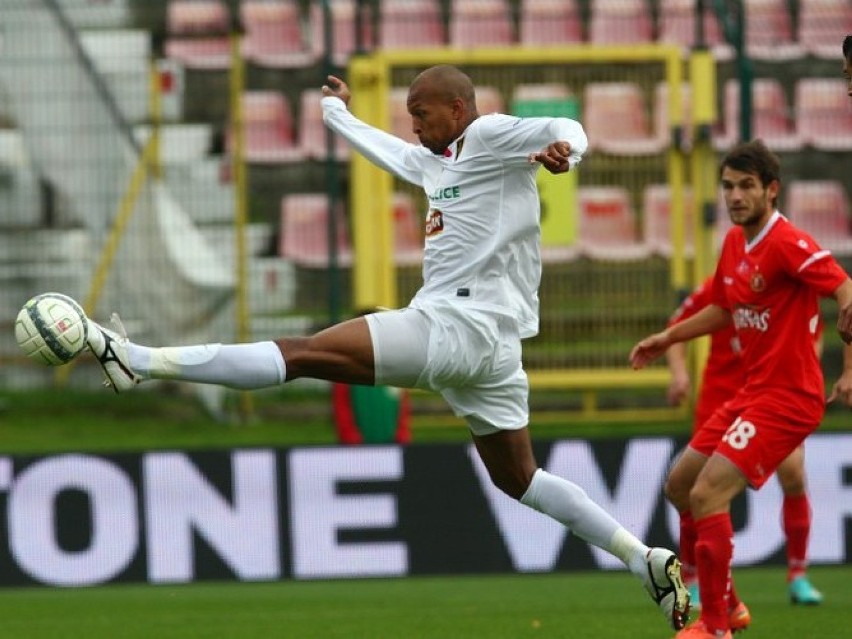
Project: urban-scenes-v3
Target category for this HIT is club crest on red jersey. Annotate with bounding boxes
[750,272,766,292]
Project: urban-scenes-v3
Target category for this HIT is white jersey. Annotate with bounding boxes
[321,96,588,338]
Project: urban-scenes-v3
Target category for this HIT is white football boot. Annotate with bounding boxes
[86,313,142,393]
[643,547,690,630]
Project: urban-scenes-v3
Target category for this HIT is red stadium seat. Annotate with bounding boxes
[390,87,418,143]
[583,82,667,155]
[798,0,852,59]
[233,91,304,163]
[168,0,229,34]
[589,0,653,45]
[379,0,445,49]
[577,187,652,260]
[786,180,852,255]
[642,184,695,257]
[795,78,852,150]
[240,0,315,69]
[653,82,692,150]
[449,0,514,48]
[310,0,374,66]
[164,0,232,70]
[743,0,804,61]
[475,86,505,114]
[519,0,583,46]
[714,79,802,152]
[511,83,575,118]
[656,0,733,60]
[299,89,350,161]
[279,194,353,267]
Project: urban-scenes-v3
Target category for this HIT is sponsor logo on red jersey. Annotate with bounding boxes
[732,305,770,332]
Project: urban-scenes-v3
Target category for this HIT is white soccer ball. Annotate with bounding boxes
[15,292,89,366]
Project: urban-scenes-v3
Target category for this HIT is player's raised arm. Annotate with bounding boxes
[479,114,588,172]
[320,75,424,186]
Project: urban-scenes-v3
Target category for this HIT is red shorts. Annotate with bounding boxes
[693,384,738,432]
[689,391,822,488]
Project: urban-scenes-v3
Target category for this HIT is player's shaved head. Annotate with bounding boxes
[405,65,479,154]
[409,65,477,110]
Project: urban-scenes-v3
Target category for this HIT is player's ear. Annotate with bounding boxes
[451,97,466,120]
[767,179,780,202]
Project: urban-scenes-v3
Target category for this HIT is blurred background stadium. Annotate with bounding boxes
[1,0,852,620]
[2,0,851,427]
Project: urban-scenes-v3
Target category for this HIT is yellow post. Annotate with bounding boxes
[229,31,254,422]
[688,49,718,399]
[665,52,687,294]
[148,61,163,180]
[349,55,396,309]
[689,49,718,286]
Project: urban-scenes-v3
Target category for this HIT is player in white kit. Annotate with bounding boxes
[82,65,689,629]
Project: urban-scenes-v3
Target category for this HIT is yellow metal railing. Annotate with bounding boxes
[348,46,696,416]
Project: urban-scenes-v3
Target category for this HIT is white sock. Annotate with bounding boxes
[127,341,286,390]
[520,469,649,571]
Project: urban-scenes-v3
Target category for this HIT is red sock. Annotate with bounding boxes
[679,511,698,585]
[728,581,741,610]
[695,513,733,634]
[783,493,811,581]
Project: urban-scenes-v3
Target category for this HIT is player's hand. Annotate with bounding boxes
[529,141,571,174]
[629,332,672,370]
[322,75,351,107]
[667,372,691,406]
[827,370,852,407]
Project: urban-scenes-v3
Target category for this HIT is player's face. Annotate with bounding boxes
[720,166,778,231]
[406,89,462,155]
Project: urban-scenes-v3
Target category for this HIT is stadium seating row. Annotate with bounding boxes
[224,77,852,164]
[163,0,852,70]
[279,180,852,267]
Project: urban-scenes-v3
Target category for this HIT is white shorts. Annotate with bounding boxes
[364,303,529,436]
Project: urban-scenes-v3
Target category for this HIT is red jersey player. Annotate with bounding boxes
[631,140,852,639]
[667,276,824,621]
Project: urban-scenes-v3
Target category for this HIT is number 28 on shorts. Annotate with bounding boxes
[723,416,757,450]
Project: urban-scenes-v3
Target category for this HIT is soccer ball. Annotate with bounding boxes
[15,293,89,366]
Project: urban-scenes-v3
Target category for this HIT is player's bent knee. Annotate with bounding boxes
[664,476,691,512]
[488,467,534,500]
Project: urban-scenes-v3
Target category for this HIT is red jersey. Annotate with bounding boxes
[669,276,743,428]
[711,212,847,421]
[669,276,744,402]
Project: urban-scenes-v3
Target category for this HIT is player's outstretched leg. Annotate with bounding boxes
[86,314,142,393]
[642,548,691,631]
[83,306,286,392]
[789,575,824,605]
[519,470,690,630]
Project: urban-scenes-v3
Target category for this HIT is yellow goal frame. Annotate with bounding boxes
[346,45,694,411]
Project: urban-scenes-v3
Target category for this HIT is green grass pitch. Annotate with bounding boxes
[1,389,850,637]
[0,566,849,638]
